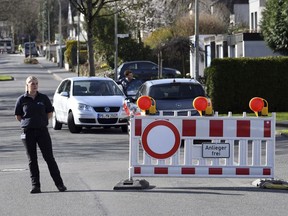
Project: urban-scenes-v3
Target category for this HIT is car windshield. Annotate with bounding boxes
[126,79,143,92]
[73,80,124,96]
[149,83,205,100]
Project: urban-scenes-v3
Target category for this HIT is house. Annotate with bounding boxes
[190,0,279,78]
[0,20,15,53]
[230,0,249,27]
[249,0,267,32]
[67,3,87,42]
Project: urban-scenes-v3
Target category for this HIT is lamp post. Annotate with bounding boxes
[57,0,62,68]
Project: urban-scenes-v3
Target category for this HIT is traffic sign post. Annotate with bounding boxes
[117,34,129,38]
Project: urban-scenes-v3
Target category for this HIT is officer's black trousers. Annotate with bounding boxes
[22,127,64,188]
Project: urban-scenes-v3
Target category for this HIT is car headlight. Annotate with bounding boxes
[176,70,181,75]
[78,103,93,111]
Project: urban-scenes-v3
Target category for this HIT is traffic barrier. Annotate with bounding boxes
[114,97,276,190]
[128,112,275,179]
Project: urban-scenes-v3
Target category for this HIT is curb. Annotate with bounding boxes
[47,70,63,81]
[276,123,288,128]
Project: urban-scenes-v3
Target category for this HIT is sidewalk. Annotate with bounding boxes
[37,57,77,81]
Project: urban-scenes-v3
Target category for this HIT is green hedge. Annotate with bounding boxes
[64,40,87,67]
[205,57,288,113]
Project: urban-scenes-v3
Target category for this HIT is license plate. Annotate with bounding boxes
[202,143,230,158]
[98,113,118,119]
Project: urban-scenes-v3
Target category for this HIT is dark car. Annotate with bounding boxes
[117,61,181,81]
[134,78,206,116]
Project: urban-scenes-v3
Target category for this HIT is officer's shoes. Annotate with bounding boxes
[30,186,41,194]
[57,185,67,192]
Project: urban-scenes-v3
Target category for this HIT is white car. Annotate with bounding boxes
[52,77,129,133]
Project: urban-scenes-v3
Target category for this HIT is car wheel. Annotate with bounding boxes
[68,112,82,133]
[121,125,128,133]
[52,112,62,130]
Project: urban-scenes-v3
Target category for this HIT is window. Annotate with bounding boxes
[57,80,69,94]
[251,12,254,31]
[255,12,258,32]
[150,83,205,100]
[138,62,156,69]
[73,80,123,96]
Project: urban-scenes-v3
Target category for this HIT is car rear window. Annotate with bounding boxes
[149,83,205,100]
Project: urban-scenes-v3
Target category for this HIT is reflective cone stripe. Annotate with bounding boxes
[132,166,272,177]
[134,118,272,138]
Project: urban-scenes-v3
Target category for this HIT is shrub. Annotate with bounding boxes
[205,57,288,113]
[24,58,38,64]
[64,40,87,68]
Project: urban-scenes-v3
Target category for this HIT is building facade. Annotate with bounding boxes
[0,21,14,53]
[190,0,279,79]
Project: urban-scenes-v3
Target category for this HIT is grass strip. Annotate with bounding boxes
[0,75,14,81]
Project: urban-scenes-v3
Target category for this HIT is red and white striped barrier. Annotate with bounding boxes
[128,112,275,179]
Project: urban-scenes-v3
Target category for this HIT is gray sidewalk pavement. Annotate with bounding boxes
[37,57,78,81]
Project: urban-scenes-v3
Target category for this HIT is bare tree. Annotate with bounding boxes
[69,0,152,76]
[69,0,121,76]
[122,0,230,41]
[0,0,41,41]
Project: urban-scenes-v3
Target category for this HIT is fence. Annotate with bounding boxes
[128,112,275,179]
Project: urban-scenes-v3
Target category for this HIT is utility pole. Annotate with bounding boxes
[47,0,51,61]
[194,0,199,81]
[57,0,62,68]
[77,1,80,76]
[114,3,118,81]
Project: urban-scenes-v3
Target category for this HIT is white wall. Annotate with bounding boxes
[244,41,278,57]
[234,3,249,25]
[249,0,267,32]
[190,35,214,78]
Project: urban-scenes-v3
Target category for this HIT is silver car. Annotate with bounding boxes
[52,77,129,133]
[134,78,206,116]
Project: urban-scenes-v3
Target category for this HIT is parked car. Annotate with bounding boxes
[116,61,181,81]
[24,42,38,58]
[134,78,207,116]
[52,77,129,133]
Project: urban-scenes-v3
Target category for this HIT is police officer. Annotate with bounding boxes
[14,76,66,194]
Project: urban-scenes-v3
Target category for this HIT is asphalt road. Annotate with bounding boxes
[1,54,288,216]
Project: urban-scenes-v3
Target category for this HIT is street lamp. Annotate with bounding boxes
[57,0,62,68]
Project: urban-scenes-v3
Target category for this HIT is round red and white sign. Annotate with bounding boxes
[141,120,181,159]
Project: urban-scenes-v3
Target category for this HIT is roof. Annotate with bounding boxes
[145,78,201,86]
[65,77,113,81]
[120,60,155,64]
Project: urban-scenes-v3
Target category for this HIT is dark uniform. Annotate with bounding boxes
[120,78,129,95]
[120,78,136,96]
[14,91,65,191]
